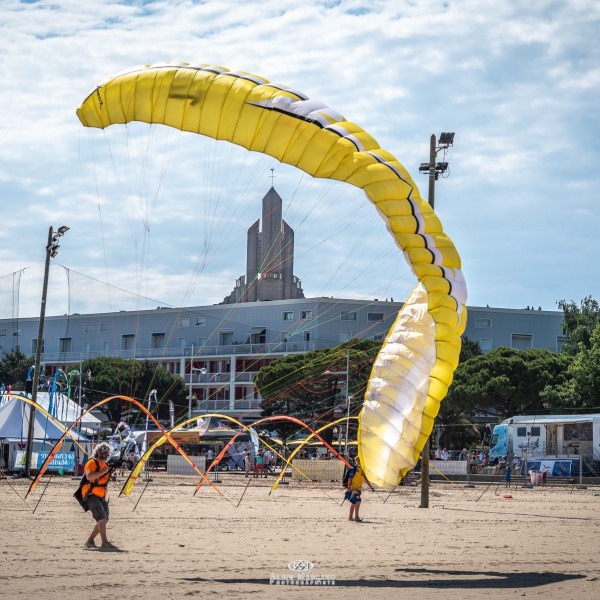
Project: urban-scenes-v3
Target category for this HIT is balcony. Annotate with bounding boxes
[232,399,261,410]
[193,399,232,412]
[187,372,232,385]
[40,341,327,364]
[234,372,258,382]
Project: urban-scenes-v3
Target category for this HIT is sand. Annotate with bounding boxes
[1,473,599,599]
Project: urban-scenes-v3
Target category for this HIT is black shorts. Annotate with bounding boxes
[87,495,109,522]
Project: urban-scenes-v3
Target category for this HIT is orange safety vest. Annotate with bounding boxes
[82,458,110,498]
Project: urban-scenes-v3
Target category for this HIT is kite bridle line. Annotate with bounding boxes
[194,414,345,504]
[120,413,345,507]
[270,416,354,493]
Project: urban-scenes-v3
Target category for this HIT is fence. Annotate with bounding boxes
[144,441,245,475]
[135,449,344,482]
[291,459,345,482]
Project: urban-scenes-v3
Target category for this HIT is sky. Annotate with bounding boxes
[0,0,599,320]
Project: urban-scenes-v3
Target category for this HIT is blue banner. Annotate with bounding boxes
[13,450,76,472]
[37,451,76,471]
[525,459,572,477]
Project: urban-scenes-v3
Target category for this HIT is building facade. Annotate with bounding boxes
[464,305,566,353]
[0,300,565,421]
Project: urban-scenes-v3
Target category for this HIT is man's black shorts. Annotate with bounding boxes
[87,495,109,522]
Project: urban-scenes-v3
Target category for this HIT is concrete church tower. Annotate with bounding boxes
[222,187,304,304]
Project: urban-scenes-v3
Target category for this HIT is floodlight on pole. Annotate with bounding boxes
[420,132,455,209]
[24,225,69,478]
[438,132,455,146]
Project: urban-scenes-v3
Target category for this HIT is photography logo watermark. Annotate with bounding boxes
[270,560,335,586]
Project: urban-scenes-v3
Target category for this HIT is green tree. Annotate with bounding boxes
[81,357,187,426]
[438,347,571,448]
[541,323,600,412]
[0,349,33,389]
[460,336,482,362]
[558,295,600,355]
[431,336,482,449]
[256,340,380,440]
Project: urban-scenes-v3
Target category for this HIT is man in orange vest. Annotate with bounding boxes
[83,442,118,550]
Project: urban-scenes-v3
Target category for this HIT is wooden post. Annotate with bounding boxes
[420,438,430,508]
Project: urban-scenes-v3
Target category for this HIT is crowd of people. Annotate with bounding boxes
[244,448,276,477]
[430,447,523,476]
[431,447,552,484]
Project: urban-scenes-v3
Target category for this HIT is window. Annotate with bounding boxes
[122,334,135,350]
[0,328,6,337]
[340,311,357,321]
[179,318,191,328]
[304,331,311,342]
[479,338,492,352]
[517,427,527,437]
[178,337,187,348]
[300,310,312,320]
[340,331,352,342]
[282,311,294,321]
[281,332,289,343]
[220,331,233,345]
[84,324,95,333]
[99,323,110,332]
[32,338,45,354]
[250,327,266,344]
[59,337,72,353]
[373,333,384,341]
[102,341,109,353]
[195,317,206,327]
[151,333,165,349]
[512,334,532,350]
[83,341,91,353]
[368,312,384,322]
[565,422,593,441]
[530,426,541,437]
[475,318,492,328]
[197,337,206,347]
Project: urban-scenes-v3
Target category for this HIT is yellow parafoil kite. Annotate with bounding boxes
[77,62,467,490]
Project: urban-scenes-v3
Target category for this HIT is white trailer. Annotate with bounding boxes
[489,413,600,477]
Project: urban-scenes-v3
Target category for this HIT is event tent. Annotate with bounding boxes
[0,392,102,431]
[0,396,88,442]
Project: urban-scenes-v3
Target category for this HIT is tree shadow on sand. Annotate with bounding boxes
[184,567,585,589]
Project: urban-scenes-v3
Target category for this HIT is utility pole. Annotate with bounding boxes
[323,352,350,455]
[418,133,454,508]
[188,344,194,422]
[24,225,69,477]
[343,348,351,456]
[428,134,437,210]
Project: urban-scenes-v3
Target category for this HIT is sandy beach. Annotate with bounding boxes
[1,473,599,599]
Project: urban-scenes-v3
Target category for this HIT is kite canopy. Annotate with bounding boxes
[77,62,467,490]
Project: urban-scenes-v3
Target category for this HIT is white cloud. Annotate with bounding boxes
[0,0,599,321]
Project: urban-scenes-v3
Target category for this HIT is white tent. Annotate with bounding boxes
[0,396,88,442]
[0,392,102,431]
